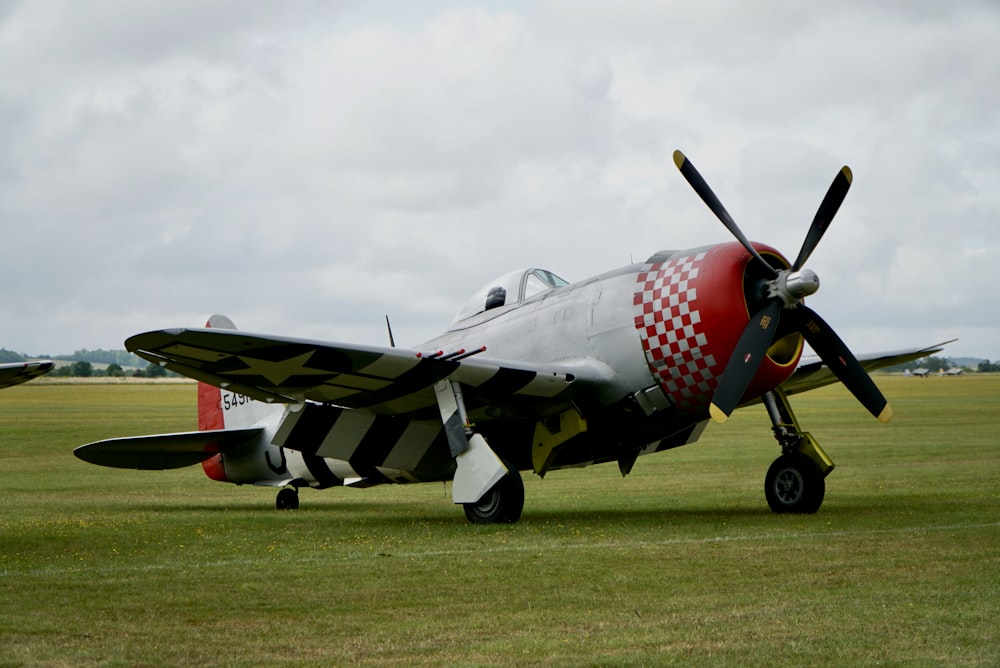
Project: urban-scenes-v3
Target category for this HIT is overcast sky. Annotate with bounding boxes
[1,1,997,361]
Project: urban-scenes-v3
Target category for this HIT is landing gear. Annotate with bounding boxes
[276,487,299,510]
[463,466,524,524]
[433,379,520,524]
[765,452,824,513]
[761,389,834,514]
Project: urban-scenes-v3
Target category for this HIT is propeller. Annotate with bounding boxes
[672,150,889,424]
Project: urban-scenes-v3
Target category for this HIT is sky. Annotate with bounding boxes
[1,0,998,361]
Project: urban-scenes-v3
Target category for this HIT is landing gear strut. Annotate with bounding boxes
[761,389,833,514]
[433,380,517,524]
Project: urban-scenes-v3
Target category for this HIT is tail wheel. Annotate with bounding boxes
[276,487,300,510]
[765,452,825,514]
[463,465,524,524]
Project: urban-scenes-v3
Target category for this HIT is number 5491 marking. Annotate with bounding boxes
[222,392,252,410]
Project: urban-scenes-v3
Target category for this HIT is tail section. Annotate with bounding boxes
[76,314,349,508]
[198,315,283,481]
[199,315,279,431]
[199,315,234,433]
[198,381,225,432]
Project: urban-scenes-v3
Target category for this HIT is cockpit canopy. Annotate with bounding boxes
[452,268,570,324]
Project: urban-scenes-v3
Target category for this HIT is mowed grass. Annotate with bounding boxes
[1,377,997,667]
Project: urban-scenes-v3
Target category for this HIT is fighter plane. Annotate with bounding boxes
[939,368,964,376]
[76,151,946,523]
[905,368,930,377]
[0,361,53,390]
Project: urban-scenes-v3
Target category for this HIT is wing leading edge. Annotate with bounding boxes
[781,340,953,397]
[126,327,595,417]
[0,361,54,390]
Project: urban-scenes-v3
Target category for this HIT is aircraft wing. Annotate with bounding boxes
[74,428,264,470]
[126,328,596,416]
[0,361,54,389]
[780,340,952,397]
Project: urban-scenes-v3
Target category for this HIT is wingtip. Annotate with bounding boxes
[709,403,730,424]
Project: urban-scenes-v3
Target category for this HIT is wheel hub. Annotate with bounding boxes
[773,467,805,505]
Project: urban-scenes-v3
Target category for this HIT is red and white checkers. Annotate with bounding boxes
[634,251,720,413]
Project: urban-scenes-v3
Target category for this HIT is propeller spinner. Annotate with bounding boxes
[672,150,891,425]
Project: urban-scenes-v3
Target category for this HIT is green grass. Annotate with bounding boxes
[1,377,997,666]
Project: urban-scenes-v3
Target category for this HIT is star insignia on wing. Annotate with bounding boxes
[225,351,333,386]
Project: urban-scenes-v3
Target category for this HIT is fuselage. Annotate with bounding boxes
[203,241,806,487]
[418,241,805,470]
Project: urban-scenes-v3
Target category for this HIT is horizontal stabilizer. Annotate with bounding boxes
[74,428,264,470]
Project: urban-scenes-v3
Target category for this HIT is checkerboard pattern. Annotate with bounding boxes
[633,251,720,413]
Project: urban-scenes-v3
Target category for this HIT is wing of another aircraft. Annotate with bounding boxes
[781,341,953,397]
[74,428,264,470]
[126,328,599,417]
[0,361,54,390]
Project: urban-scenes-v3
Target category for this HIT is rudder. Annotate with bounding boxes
[198,315,235,432]
[196,315,281,481]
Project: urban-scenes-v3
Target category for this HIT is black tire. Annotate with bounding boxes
[463,466,524,524]
[764,452,825,514]
[276,487,300,510]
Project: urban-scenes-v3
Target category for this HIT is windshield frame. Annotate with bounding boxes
[451,268,570,325]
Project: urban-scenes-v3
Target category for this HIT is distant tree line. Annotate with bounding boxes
[52,349,144,368]
[882,356,953,373]
[0,349,25,363]
[0,347,178,378]
[883,356,999,373]
[47,361,172,378]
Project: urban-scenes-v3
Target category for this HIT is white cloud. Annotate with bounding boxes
[0,1,997,363]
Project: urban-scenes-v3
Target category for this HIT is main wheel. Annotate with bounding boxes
[764,452,825,514]
[463,465,524,524]
[276,487,300,510]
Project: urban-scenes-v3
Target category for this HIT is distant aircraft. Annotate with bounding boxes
[0,361,53,390]
[906,368,930,378]
[76,151,947,522]
[940,368,964,376]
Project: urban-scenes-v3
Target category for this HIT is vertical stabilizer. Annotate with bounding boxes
[196,315,283,481]
[198,315,234,432]
[196,314,280,431]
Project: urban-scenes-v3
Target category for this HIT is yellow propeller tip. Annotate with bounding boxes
[672,150,686,169]
[709,403,730,424]
[842,165,853,184]
[877,404,892,423]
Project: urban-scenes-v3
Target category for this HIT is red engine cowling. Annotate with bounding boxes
[634,241,803,416]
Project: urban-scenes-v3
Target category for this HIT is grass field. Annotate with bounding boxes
[1,376,997,666]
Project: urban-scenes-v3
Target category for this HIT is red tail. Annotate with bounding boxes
[198,315,237,482]
[198,382,224,431]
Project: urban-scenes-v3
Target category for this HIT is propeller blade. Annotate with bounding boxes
[792,166,852,270]
[709,299,783,423]
[673,150,779,279]
[788,305,891,422]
